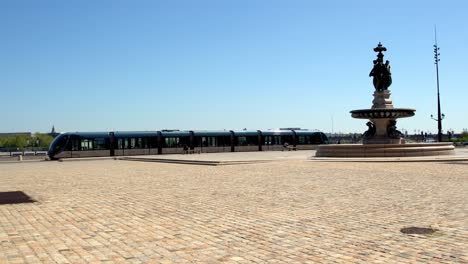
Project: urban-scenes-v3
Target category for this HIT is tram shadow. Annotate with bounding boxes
[442,161,468,165]
[0,191,36,205]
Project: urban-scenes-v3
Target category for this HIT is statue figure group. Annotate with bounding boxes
[369,43,392,91]
[362,120,403,139]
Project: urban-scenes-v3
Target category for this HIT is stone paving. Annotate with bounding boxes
[0,154,467,263]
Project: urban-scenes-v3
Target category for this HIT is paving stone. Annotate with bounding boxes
[0,158,467,263]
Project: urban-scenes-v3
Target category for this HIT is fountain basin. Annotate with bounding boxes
[315,142,455,157]
[351,108,415,119]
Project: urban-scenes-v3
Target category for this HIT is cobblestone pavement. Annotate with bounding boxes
[0,158,467,263]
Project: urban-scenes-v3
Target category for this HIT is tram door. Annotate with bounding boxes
[109,132,115,156]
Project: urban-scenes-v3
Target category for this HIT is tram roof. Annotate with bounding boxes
[113,131,158,137]
[61,131,158,138]
[59,130,324,138]
[294,130,323,135]
[192,131,231,136]
[62,132,111,138]
[261,130,294,136]
[231,131,259,136]
[160,131,191,137]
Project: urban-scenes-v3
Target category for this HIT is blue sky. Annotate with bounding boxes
[1,0,467,134]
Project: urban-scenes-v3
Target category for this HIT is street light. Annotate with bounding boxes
[431,26,444,142]
[431,113,445,132]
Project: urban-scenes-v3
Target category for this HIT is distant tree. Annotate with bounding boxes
[462,129,468,137]
[0,135,28,149]
[460,129,468,142]
[33,133,54,148]
[0,133,54,149]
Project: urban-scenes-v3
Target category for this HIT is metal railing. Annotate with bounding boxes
[0,147,49,157]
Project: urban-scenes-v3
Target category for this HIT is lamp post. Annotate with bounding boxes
[431,27,444,142]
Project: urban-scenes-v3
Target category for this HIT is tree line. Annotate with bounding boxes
[0,133,54,149]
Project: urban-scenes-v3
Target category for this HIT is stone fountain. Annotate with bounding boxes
[316,43,455,157]
[351,42,415,144]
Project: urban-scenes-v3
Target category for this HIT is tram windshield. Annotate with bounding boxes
[48,134,68,154]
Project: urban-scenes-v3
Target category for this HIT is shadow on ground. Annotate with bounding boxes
[0,191,36,205]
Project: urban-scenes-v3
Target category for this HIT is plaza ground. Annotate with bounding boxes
[0,151,467,263]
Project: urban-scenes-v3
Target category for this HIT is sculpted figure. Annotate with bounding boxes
[383,60,392,88]
[363,121,376,138]
[370,43,392,91]
[387,120,403,139]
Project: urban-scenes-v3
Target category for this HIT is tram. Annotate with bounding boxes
[47,129,328,160]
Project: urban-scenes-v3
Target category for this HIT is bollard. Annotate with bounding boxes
[18,155,23,161]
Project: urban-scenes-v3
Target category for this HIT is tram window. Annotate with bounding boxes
[298,136,304,144]
[81,139,93,150]
[149,137,158,148]
[71,139,80,151]
[193,137,203,147]
[213,136,229,147]
[298,136,312,144]
[282,136,293,145]
[246,136,257,146]
[54,136,68,151]
[219,136,230,146]
[238,136,247,146]
[278,136,283,145]
[209,137,216,147]
[117,139,123,149]
[201,137,216,147]
[65,140,72,151]
[264,136,278,145]
[274,136,282,145]
[179,137,190,146]
[94,138,106,150]
[136,138,141,148]
[297,135,321,144]
[164,137,179,148]
[141,138,148,148]
[311,134,320,144]
[81,139,87,150]
[264,136,282,145]
[136,138,146,148]
[128,138,133,149]
[235,136,256,146]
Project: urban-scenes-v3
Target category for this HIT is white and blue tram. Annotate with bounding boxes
[47,129,328,160]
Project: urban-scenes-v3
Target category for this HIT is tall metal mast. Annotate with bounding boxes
[431,26,444,142]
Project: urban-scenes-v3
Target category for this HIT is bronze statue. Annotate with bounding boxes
[387,120,403,139]
[363,121,376,138]
[369,43,392,91]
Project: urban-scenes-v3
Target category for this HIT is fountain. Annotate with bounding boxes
[316,43,455,157]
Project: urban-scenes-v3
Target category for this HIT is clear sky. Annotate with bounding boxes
[1,0,467,134]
